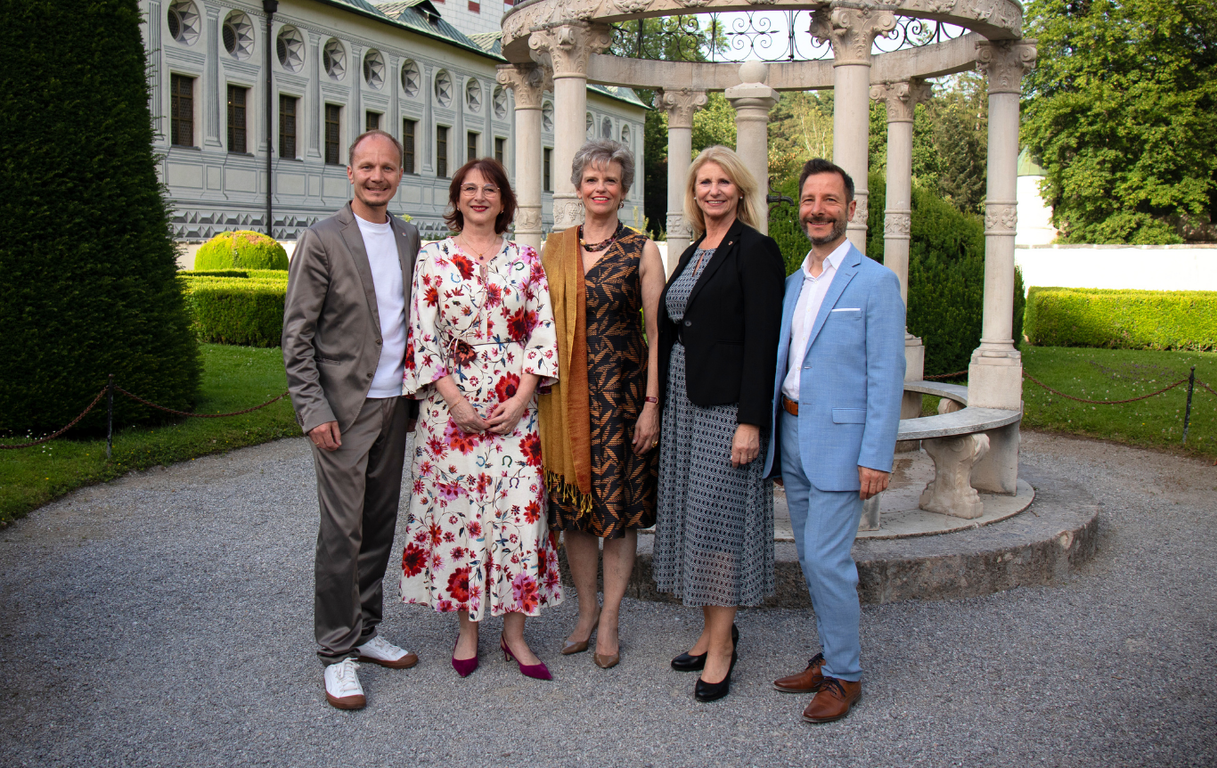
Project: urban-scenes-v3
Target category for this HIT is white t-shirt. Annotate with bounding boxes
[781,240,851,402]
[355,214,407,399]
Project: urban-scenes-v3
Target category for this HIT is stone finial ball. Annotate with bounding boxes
[739,60,767,85]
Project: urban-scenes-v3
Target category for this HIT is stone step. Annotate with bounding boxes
[558,464,1098,607]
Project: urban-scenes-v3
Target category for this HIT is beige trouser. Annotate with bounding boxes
[312,396,408,665]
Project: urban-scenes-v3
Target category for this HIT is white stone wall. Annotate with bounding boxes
[1016,174,1057,246]
[1017,245,1217,293]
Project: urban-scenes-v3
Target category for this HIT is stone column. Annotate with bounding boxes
[970,38,1037,494]
[529,23,611,232]
[497,63,551,251]
[656,87,707,276]
[725,61,778,236]
[811,7,895,252]
[871,78,932,420]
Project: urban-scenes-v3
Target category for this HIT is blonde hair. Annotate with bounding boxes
[683,146,765,238]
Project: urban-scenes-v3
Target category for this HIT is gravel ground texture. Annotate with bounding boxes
[0,430,1214,768]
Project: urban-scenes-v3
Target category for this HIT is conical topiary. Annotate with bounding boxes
[0,0,201,434]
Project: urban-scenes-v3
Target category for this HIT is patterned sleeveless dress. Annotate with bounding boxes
[548,227,658,538]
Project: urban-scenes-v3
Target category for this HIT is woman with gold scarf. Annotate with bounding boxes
[537,140,665,669]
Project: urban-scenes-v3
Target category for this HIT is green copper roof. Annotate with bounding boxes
[308,0,504,60]
[589,83,648,109]
[1018,147,1046,177]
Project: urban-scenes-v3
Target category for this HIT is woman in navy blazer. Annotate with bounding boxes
[652,146,785,702]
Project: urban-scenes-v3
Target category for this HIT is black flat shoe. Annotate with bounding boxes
[694,646,738,703]
[671,624,739,672]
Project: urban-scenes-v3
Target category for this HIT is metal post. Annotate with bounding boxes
[1183,365,1196,445]
[263,0,278,237]
[106,374,114,460]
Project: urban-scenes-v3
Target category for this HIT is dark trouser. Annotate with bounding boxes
[313,396,408,666]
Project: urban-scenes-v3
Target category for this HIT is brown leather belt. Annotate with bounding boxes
[781,395,799,417]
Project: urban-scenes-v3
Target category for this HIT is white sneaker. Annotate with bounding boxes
[356,635,419,669]
[323,658,366,710]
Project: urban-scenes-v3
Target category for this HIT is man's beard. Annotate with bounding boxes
[802,214,848,246]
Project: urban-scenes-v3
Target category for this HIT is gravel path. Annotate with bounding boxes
[1,431,1213,768]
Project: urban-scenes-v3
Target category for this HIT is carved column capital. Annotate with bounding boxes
[655,88,708,130]
[975,39,1038,94]
[528,23,612,79]
[884,211,911,238]
[809,7,896,66]
[496,64,551,110]
[517,206,544,235]
[850,194,869,227]
[554,199,586,230]
[666,211,691,241]
[869,78,933,123]
[984,203,1018,234]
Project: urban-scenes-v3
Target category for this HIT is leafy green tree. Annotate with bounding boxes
[1023,0,1217,243]
[691,93,737,156]
[769,75,987,216]
[610,18,724,236]
[921,72,988,215]
[0,0,201,434]
[767,91,834,184]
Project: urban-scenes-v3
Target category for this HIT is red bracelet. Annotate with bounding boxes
[645,396,658,404]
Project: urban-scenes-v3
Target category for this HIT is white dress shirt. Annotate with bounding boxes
[781,240,851,402]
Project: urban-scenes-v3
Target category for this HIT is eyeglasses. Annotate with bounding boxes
[460,184,500,197]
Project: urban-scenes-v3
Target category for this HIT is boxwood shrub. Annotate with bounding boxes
[179,271,288,347]
[1024,287,1217,351]
[194,231,289,270]
[767,173,1024,377]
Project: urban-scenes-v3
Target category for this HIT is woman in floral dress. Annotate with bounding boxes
[400,158,561,680]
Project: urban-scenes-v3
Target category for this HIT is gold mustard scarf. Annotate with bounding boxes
[537,226,593,514]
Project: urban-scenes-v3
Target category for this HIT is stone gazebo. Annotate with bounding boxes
[496,0,1036,522]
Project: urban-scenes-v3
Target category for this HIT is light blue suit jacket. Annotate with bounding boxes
[763,242,906,492]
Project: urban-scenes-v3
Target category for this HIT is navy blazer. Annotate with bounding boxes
[657,218,785,427]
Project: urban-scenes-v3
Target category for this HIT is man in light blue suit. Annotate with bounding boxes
[763,158,906,723]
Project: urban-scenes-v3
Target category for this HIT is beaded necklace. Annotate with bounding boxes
[579,222,624,253]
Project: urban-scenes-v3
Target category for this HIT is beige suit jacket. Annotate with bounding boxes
[282,203,420,435]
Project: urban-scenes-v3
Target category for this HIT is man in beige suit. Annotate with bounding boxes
[283,130,421,710]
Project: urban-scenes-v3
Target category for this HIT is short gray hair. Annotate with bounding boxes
[570,139,635,195]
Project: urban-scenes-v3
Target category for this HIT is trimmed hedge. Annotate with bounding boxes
[767,173,1024,377]
[0,0,201,434]
[179,271,288,347]
[194,231,289,270]
[1024,287,1217,351]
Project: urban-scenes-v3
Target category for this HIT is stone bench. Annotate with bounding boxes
[861,380,1021,529]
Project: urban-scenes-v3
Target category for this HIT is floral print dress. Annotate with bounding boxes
[399,238,563,620]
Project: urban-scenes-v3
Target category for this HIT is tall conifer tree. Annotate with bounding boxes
[0,0,201,433]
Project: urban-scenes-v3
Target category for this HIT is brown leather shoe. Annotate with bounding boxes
[802,677,861,723]
[773,652,825,693]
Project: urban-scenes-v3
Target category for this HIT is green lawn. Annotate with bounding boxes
[1020,346,1217,458]
[3,342,1215,527]
[0,344,299,525]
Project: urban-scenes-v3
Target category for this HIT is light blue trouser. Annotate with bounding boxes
[779,409,864,682]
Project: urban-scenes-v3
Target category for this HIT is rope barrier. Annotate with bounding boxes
[7,363,1217,452]
[923,370,969,380]
[1022,371,1189,404]
[1,383,290,451]
[0,387,108,450]
[113,387,289,418]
